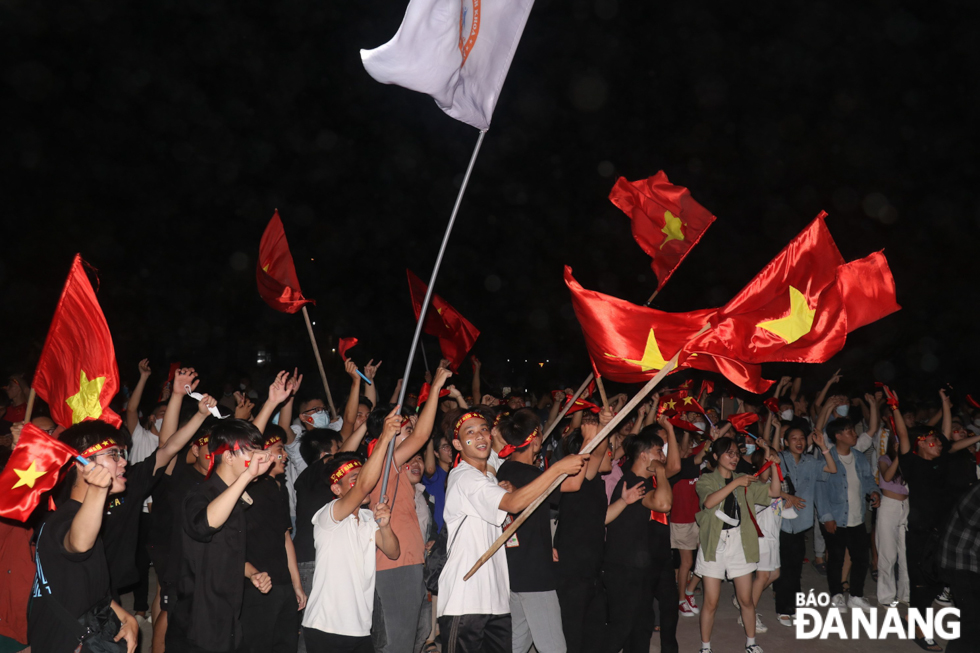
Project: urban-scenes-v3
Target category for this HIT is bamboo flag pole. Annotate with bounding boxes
[463,332,705,581]
[23,388,36,423]
[541,374,593,442]
[594,376,610,409]
[380,130,488,502]
[302,305,338,420]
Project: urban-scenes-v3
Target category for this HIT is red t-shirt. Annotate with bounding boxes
[668,457,702,524]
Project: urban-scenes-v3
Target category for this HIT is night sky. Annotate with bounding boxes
[2,0,977,406]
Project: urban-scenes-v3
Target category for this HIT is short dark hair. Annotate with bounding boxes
[300,429,343,465]
[707,437,739,467]
[61,421,122,488]
[297,394,326,414]
[498,409,540,452]
[209,419,264,467]
[442,406,494,440]
[623,427,665,467]
[825,418,855,444]
[358,396,374,412]
[366,403,396,439]
[323,452,364,496]
[263,424,287,446]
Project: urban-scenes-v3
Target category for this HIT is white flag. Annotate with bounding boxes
[360,0,535,131]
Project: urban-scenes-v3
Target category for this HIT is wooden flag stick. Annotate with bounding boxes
[302,305,338,420]
[541,374,593,442]
[463,349,687,581]
[594,376,610,409]
[643,288,660,307]
[23,388,36,423]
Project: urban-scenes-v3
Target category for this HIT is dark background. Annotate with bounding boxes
[1,0,976,405]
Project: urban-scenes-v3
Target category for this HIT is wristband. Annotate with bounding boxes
[821,448,830,454]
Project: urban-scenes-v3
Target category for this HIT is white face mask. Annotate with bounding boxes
[239,383,247,391]
[693,422,706,432]
[780,409,794,421]
[835,405,849,417]
[311,412,330,429]
[745,443,757,455]
[153,418,164,432]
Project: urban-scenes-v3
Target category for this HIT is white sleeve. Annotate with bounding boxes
[128,424,159,464]
[854,431,873,453]
[462,470,508,525]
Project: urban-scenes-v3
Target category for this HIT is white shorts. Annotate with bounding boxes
[696,529,757,580]
[757,536,780,572]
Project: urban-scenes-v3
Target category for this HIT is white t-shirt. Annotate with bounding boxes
[414,484,430,541]
[302,500,379,637]
[838,452,864,527]
[755,500,783,540]
[437,460,510,617]
[129,423,158,513]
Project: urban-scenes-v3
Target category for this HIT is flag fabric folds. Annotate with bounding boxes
[564,266,772,393]
[360,0,534,130]
[407,270,480,371]
[256,211,314,314]
[33,255,122,429]
[338,338,359,360]
[0,424,80,520]
[609,171,717,291]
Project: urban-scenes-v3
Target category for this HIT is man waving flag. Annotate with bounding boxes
[360,0,534,129]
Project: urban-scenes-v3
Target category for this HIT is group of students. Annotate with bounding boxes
[2,361,980,653]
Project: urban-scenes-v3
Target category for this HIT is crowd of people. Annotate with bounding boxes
[1,358,979,653]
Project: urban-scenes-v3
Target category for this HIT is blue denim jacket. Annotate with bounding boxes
[778,450,825,534]
[815,446,879,525]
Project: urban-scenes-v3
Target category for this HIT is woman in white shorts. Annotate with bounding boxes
[749,447,784,634]
[694,437,782,653]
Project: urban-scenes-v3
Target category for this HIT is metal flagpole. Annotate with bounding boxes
[379,129,487,502]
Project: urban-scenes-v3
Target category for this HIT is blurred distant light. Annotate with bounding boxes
[597,160,615,177]
[331,348,336,353]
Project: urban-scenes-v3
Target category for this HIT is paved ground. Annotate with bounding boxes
[120,534,956,653]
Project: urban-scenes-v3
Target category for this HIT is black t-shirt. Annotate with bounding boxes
[148,469,173,550]
[29,500,112,653]
[555,474,607,578]
[496,460,558,592]
[900,450,953,532]
[947,449,977,496]
[245,476,292,585]
[102,456,165,591]
[170,473,250,652]
[294,457,334,564]
[669,456,701,485]
[163,461,208,588]
[735,457,756,476]
[603,470,671,570]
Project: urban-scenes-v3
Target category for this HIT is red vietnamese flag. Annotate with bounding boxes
[657,392,688,417]
[33,255,122,429]
[699,380,715,398]
[0,424,80,520]
[406,270,480,371]
[417,382,450,405]
[565,396,601,415]
[728,412,760,434]
[687,215,899,364]
[609,171,716,291]
[338,338,359,360]
[256,211,314,314]
[564,266,772,394]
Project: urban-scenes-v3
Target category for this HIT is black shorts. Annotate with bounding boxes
[149,544,172,611]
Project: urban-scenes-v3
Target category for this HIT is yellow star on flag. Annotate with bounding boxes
[683,396,694,405]
[65,370,107,424]
[12,460,46,490]
[262,263,271,273]
[604,328,668,372]
[660,210,685,249]
[664,399,677,410]
[757,286,816,344]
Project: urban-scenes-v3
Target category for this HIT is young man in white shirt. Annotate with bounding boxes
[302,406,402,653]
[437,408,588,653]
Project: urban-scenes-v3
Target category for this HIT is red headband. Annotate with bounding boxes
[193,434,210,449]
[80,437,120,458]
[205,440,246,478]
[453,412,485,440]
[330,460,362,484]
[263,434,283,449]
[498,427,540,458]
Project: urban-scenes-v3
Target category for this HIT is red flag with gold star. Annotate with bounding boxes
[609,171,716,291]
[256,211,314,314]
[0,424,80,520]
[33,255,122,430]
[407,269,480,371]
[564,266,772,394]
[686,214,899,364]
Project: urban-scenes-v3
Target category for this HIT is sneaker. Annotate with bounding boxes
[847,596,872,611]
[679,600,696,618]
[887,600,901,608]
[699,648,713,653]
[936,587,953,606]
[830,593,848,612]
[755,614,768,633]
[682,593,701,615]
[745,645,764,653]
[776,614,795,627]
[812,559,828,575]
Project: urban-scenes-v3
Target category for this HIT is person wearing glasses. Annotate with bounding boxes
[29,420,143,653]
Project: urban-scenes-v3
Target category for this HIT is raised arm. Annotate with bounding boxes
[154,395,215,473]
[125,359,152,435]
[204,451,274,530]
[814,369,842,412]
[423,437,437,477]
[389,378,403,405]
[333,406,401,521]
[545,391,564,431]
[499,454,588,514]
[447,384,469,410]
[815,395,842,434]
[340,421,369,453]
[661,416,681,478]
[811,430,837,473]
[641,461,672,513]
[940,389,952,439]
[891,392,911,455]
[253,371,291,434]
[790,377,802,402]
[363,359,381,407]
[394,367,451,466]
[65,462,113,554]
[339,360,362,442]
[880,454,900,482]
[280,372,302,444]
[161,368,199,443]
[470,357,482,405]
[865,393,880,441]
